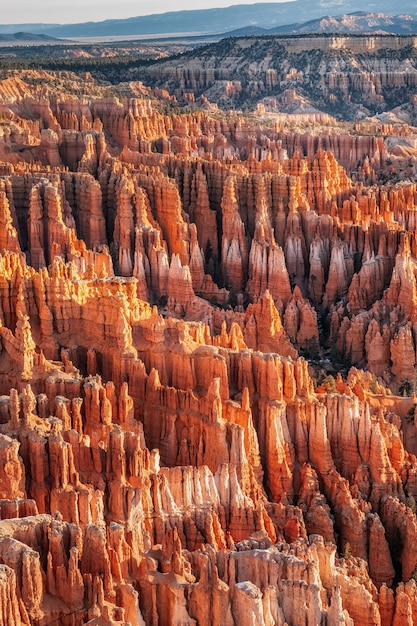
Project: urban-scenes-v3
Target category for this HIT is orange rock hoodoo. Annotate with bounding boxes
[1,72,417,625]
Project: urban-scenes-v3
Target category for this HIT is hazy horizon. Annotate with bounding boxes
[3,0,297,25]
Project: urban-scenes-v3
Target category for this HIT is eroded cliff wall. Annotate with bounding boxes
[0,70,416,625]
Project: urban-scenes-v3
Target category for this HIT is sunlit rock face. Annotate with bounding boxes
[1,58,417,625]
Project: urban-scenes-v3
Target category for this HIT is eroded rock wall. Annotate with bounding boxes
[0,73,417,625]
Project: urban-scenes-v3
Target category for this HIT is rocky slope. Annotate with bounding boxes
[282,13,417,35]
[133,34,417,119]
[1,68,417,625]
[227,13,417,37]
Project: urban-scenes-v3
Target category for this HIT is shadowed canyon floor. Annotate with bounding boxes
[2,37,417,625]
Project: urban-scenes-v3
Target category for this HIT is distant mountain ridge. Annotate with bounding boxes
[1,2,417,38]
[225,12,417,36]
[0,32,61,42]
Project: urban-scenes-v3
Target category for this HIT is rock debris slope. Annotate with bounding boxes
[0,63,417,625]
[134,34,417,120]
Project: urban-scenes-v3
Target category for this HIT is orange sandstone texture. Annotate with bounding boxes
[0,75,417,625]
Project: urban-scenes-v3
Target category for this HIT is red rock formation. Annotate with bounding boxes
[1,68,417,626]
[221,175,248,292]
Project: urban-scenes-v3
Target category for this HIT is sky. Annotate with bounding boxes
[4,0,294,25]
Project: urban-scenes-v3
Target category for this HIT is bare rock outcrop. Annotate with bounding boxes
[1,65,417,626]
